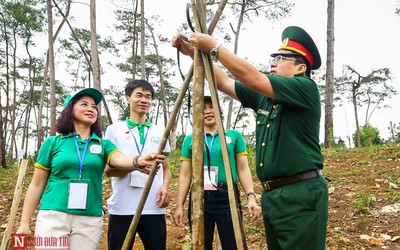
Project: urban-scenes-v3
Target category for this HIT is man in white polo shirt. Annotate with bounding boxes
[104,80,171,250]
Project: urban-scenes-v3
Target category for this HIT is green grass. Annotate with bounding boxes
[354,191,376,213]
[386,189,400,203]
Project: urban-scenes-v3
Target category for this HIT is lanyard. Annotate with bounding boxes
[73,135,91,180]
[204,133,217,159]
[127,123,149,155]
[203,132,224,191]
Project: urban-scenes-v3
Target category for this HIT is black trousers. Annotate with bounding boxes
[189,183,242,250]
[107,214,166,250]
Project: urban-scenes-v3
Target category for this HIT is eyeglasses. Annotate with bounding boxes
[269,55,302,64]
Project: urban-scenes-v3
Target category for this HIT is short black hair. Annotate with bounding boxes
[292,55,311,77]
[125,80,155,98]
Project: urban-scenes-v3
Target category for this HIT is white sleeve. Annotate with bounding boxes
[104,124,116,144]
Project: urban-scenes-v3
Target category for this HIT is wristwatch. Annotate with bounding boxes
[133,155,144,170]
[132,155,140,170]
[210,42,222,59]
[246,192,256,199]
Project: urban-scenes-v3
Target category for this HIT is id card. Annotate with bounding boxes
[68,180,89,209]
[204,166,218,191]
[130,171,147,188]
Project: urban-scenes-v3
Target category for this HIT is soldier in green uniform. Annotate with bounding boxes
[172,26,328,250]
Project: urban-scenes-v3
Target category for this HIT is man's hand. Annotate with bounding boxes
[156,185,169,208]
[172,33,195,58]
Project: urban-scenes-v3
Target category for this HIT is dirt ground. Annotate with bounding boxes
[1,147,400,249]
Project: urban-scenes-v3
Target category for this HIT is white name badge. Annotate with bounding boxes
[204,166,218,191]
[68,182,88,209]
[130,171,147,188]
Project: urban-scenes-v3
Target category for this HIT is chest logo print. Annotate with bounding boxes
[151,137,161,144]
[90,145,102,154]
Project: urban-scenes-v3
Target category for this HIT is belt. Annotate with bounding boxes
[261,169,323,191]
[204,182,238,193]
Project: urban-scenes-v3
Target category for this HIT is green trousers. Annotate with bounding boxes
[261,176,328,250]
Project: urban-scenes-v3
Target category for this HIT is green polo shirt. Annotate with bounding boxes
[180,130,247,183]
[235,74,324,181]
[36,132,119,216]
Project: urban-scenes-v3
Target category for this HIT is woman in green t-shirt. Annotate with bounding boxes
[173,96,260,250]
[16,88,166,250]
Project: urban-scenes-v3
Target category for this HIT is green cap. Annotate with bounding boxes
[63,87,103,108]
[271,26,321,70]
[204,95,212,102]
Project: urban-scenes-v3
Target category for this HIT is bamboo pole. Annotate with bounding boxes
[1,159,29,250]
[121,0,229,248]
[192,0,248,248]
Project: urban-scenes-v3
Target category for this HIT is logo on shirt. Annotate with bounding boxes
[151,137,161,144]
[125,131,131,140]
[90,145,102,154]
[226,136,232,144]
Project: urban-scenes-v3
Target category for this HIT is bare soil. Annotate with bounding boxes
[1,147,400,249]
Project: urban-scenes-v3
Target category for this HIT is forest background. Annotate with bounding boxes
[0,0,400,166]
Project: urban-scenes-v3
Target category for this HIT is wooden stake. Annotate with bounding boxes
[1,159,29,250]
[191,0,248,248]
[191,39,206,250]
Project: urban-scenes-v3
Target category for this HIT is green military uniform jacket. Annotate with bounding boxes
[235,74,324,181]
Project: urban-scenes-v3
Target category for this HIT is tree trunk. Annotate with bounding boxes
[225,3,245,129]
[11,32,17,156]
[191,47,205,249]
[324,0,335,147]
[0,107,5,167]
[0,12,10,167]
[146,21,168,127]
[47,0,56,135]
[140,0,145,79]
[91,0,113,125]
[21,38,35,159]
[90,0,100,90]
[37,1,71,150]
[131,0,139,79]
[169,107,181,150]
[352,81,361,147]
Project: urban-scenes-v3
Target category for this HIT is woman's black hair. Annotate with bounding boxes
[56,95,102,138]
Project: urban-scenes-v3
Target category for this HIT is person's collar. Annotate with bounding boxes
[61,132,101,142]
[126,117,152,128]
[204,129,227,136]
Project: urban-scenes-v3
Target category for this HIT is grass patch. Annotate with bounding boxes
[246,223,263,235]
[386,189,400,203]
[354,191,376,213]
